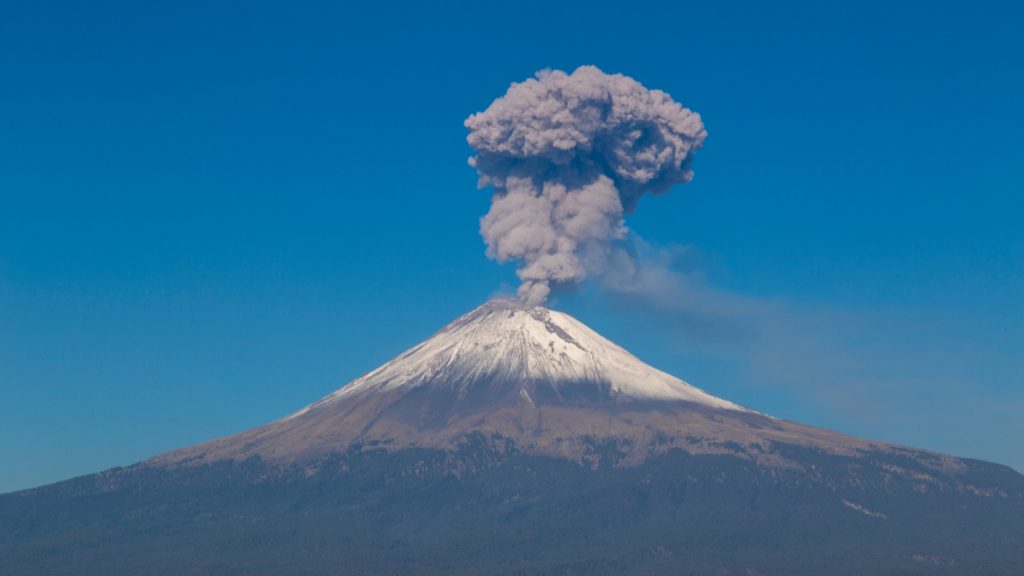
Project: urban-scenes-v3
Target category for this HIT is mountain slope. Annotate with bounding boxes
[4,440,1023,576]
[3,299,1023,575]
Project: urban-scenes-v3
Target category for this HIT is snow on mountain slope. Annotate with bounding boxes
[292,299,748,419]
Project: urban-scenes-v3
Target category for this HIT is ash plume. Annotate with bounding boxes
[466,65,707,305]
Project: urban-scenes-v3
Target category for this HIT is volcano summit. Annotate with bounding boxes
[156,300,885,469]
[3,301,1023,575]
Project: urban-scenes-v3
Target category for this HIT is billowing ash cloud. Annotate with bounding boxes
[465,65,707,305]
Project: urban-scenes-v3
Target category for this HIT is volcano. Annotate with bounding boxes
[153,299,860,468]
[3,300,1023,575]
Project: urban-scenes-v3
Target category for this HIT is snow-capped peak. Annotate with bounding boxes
[301,299,748,414]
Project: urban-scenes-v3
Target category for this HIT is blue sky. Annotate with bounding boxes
[1,1,1021,493]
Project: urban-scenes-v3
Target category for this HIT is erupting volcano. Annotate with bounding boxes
[4,300,1023,575]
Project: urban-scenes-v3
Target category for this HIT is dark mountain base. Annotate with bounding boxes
[3,437,1023,576]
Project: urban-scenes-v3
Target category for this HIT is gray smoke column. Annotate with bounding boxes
[466,65,707,305]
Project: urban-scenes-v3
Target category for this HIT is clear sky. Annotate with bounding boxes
[1,1,1021,493]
